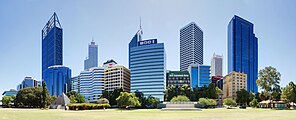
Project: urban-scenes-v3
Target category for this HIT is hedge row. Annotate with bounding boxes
[67,103,110,110]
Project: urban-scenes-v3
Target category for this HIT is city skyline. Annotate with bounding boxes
[1,0,296,97]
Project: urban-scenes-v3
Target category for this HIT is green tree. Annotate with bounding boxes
[170,95,190,102]
[179,85,191,98]
[249,92,255,103]
[105,88,123,106]
[1,96,13,107]
[223,98,237,107]
[216,87,222,94]
[256,66,281,101]
[66,91,85,103]
[258,91,269,101]
[281,82,296,104]
[206,83,218,99]
[146,95,160,108]
[41,82,51,108]
[69,95,77,103]
[11,95,16,104]
[116,92,140,108]
[134,90,146,108]
[236,89,250,106]
[165,86,177,101]
[249,99,259,108]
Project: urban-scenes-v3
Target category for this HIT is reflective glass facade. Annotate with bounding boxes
[2,89,18,97]
[20,76,39,89]
[129,29,166,101]
[42,13,63,80]
[228,15,258,93]
[188,64,211,88]
[44,65,71,96]
[79,67,104,103]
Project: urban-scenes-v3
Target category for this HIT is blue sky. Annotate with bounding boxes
[1,0,296,97]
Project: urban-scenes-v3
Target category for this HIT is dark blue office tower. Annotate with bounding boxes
[42,12,63,80]
[228,15,258,93]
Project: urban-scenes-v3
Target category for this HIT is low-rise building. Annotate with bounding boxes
[2,89,18,96]
[103,59,130,92]
[166,71,190,87]
[223,72,247,100]
[17,76,40,90]
[188,64,211,88]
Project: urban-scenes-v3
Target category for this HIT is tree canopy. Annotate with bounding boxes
[66,91,85,103]
[102,88,123,106]
[1,96,13,107]
[256,66,281,100]
[281,81,296,104]
[236,89,250,105]
[116,92,141,108]
[15,86,52,108]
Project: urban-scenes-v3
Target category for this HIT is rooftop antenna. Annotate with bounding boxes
[140,16,142,29]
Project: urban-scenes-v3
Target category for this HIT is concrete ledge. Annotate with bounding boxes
[161,108,202,111]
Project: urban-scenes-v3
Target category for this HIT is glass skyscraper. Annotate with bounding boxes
[44,65,71,96]
[129,28,166,101]
[42,12,63,80]
[228,15,258,93]
[19,76,39,89]
[180,22,203,71]
[188,64,211,88]
[84,40,98,70]
[79,67,104,102]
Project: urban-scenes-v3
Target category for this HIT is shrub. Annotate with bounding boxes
[67,103,111,110]
[197,98,217,108]
[170,95,190,102]
[223,98,237,107]
[1,96,13,107]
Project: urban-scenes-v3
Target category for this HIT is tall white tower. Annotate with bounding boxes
[180,22,203,71]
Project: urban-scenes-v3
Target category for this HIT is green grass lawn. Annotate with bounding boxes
[0,108,295,120]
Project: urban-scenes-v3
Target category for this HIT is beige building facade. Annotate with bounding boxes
[104,60,130,92]
[223,72,247,100]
